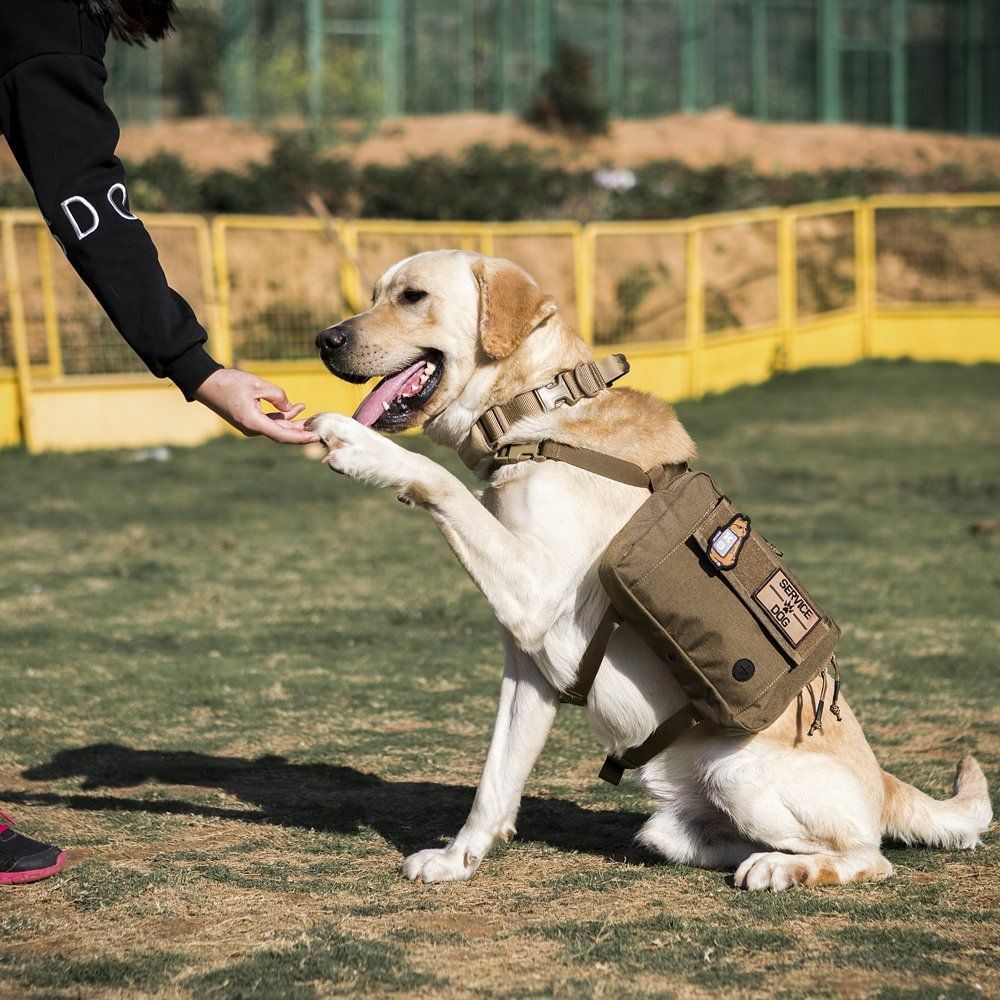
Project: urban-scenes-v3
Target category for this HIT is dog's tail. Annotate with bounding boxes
[881,755,992,849]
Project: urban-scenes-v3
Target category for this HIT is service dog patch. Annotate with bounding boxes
[755,570,819,647]
[708,514,750,570]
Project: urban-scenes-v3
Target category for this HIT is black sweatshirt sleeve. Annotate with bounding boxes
[0,53,222,399]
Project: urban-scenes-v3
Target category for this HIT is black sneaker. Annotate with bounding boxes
[0,810,67,885]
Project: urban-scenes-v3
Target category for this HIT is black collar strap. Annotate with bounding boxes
[458,354,630,471]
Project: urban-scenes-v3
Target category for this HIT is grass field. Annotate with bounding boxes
[1,359,997,1000]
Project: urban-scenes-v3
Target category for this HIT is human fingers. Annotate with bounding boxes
[256,381,294,413]
[251,411,321,444]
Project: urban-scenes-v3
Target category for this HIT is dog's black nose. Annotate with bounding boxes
[316,325,348,352]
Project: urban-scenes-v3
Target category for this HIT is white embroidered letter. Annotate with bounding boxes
[60,196,100,240]
[107,183,138,221]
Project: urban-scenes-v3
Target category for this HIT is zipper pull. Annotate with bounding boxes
[829,655,843,721]
[808,667,828,736]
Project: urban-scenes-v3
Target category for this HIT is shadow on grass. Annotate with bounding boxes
[6,744,650,862]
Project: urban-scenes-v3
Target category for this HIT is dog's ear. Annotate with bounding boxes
[473,258,557,359]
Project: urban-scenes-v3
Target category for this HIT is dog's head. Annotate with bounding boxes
[316,250,557,432]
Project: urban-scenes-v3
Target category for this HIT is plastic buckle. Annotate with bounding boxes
[493,442,545,466]
[534,372,576,411]
[573,362,604,398]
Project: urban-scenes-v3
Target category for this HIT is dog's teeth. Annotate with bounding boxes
[419,374,429,384]
[382,401,390,411]
[425,363,436,374]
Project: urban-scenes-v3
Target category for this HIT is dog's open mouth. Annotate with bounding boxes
[351,351,444,431]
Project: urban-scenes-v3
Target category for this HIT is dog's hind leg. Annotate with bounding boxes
[709,744,894,891]
[402,634,559,884]
[637,800,759,871]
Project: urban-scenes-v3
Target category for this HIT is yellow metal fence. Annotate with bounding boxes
[1,195,998,451]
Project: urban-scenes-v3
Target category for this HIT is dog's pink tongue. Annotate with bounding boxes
[352,359,428,426]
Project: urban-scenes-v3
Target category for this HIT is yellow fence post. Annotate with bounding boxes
[2,214,36,451]
[209,218,234,367]
[684,225,704,399]
[205,216,242,438]
[35,227,64,379]
[855,200,877,358]
[210,217,236,368]
[339,221,363,317]
[777,210,797,372]
[194,217,228,371]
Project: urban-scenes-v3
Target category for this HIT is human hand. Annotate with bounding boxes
[194,368,319,444]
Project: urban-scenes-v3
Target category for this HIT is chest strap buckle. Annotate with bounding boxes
[534,371,577,410]
[493,442,545,465]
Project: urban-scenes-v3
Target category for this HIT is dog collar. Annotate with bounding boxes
[458,354,630,471]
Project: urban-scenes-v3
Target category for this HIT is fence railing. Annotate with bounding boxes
[1,194,998,451]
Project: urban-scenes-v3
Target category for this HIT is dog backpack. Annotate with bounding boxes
[493,439,842,786]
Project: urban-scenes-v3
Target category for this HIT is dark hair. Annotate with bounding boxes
[82,1,177,45]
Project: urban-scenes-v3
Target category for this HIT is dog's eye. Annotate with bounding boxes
[400,289,427,305]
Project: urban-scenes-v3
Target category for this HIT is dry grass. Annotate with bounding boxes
[1,360,997,998]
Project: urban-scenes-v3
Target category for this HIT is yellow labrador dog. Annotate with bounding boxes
[307,251,991,890]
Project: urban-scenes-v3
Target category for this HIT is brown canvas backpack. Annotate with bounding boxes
[493,439,842,785]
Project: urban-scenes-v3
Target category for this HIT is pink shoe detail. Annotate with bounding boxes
[0,851,67,885]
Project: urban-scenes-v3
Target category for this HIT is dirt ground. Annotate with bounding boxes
[3,109,998,180]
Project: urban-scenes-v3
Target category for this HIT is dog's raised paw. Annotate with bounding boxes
[304,411,360,451]
[401,847,478,884]
[304,411,407,485]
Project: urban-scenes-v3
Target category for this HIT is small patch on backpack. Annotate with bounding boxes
[755,570,819,647]
[708,514,750,570]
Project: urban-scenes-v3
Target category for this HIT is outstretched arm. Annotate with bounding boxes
[1,53,217,397]
[0,52,316,444]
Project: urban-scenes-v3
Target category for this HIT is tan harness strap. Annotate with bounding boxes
[459,354,630,470]
[495,439,687,493]
[560,606,621,706]
[538,441,663,490]
[598,704,702,786]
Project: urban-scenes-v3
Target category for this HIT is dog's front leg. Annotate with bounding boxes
[308,413,578,652]
[402,634,559,883]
